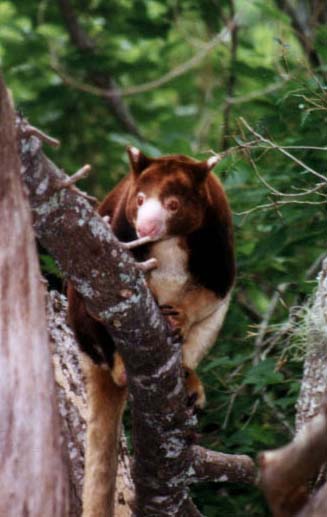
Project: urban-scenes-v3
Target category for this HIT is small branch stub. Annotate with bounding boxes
[23,124,61,148]
[191,446,256,485]
[55,164,92,190]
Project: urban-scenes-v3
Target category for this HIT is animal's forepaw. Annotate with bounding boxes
[184,367,206,410]
[160,304,188,340]
[111,352,127,387]
[102,215,111,224]
[135,258,158,272]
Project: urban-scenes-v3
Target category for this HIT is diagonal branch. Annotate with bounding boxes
[221,0,239,150]
[51,24,233,100]
[57,0,142,138]
[274,0,323,71]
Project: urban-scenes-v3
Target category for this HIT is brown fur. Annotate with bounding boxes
[80,356,126,517]
[67,148,235,516]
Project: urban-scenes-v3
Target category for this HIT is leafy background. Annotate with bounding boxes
[1,0,326,515]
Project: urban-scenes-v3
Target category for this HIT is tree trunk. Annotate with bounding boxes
[296,258,327,431]
[0,77,69,515]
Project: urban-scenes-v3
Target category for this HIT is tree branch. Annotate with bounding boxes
[51,24,233,100]
[57,0,143,139]
[259,401,327,516]
[221,0,238,150]
[191,446,256,485]
[274,0,323,71]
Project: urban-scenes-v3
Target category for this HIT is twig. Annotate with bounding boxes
[55,164,92,190]
[275,145,327,151]
[254,283,289,364]
[305,253,327,281]
[236,292,262,323]
[228,79,291,105]
[240,117,327,183]
[241,399,260,430]
[234,199,326,216]
[222,384,244,430]
[23,124,60,148]
[262,392,293,436]
[240,141,326,198]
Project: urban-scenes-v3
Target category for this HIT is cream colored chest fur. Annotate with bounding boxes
[147,237,190,305]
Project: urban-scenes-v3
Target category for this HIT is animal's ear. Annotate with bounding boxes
[127,146,153,176]
[190,155,221,182]
[204,155,221,171]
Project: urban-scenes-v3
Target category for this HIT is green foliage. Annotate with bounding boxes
[1,0,326,514]
[40,254,62,278]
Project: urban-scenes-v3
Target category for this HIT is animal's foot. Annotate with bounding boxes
[184,367,206,410]
[111,352,127,387]
[160,304,188,340]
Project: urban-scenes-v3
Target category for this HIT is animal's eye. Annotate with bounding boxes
[166,197,180,212]
[137,193,145,207]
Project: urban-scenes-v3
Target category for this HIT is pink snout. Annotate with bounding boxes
[136,220,163,239]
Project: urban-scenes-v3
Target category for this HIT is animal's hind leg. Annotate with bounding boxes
[81,354,127,517]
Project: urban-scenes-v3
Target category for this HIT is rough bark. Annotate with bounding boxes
[259,402,327,517]
[47,290,134,516]
[297,482,327,517]
[48,290,257,515]
[296,258,327,431]
[191,446,256,485]
[0,77,68,515]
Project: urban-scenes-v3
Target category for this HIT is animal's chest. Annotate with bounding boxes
[146,238,191,305]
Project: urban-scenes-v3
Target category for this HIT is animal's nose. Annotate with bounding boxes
[136,220,161,238]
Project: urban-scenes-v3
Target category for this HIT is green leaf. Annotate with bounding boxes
[244,359,284,389]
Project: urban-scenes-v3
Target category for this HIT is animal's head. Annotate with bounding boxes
[125,146,220,240]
